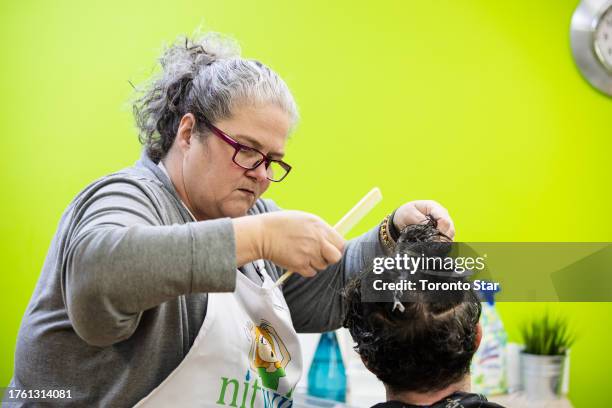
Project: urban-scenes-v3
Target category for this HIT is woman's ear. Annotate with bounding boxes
[475,322,483,350]
[176,113,196,151]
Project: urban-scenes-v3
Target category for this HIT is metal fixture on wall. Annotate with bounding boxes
[571,0,612,96]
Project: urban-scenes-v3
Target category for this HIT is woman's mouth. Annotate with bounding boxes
[237,188,256,198]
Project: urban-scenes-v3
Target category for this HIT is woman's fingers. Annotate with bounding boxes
[321,240,343,266]
[324,227,346,254]
[397,200,455,239]
[257,210,348,278]
[297,264,318,278]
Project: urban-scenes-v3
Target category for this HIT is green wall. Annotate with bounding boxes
[1,0,610,406]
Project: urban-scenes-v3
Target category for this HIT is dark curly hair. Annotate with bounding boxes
[343,219,481,394]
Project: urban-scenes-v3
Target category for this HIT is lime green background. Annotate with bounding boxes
[1,0,611,406]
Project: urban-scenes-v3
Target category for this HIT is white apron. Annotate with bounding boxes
[134,260,302,408]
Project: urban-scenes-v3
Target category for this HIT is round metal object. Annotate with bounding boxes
[571,0,612,96]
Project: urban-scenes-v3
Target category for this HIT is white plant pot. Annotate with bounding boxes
[520,352,566,401]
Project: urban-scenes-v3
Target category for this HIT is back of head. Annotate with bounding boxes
[343,219,481,394]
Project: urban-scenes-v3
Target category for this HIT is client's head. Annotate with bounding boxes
[343,219,482,400]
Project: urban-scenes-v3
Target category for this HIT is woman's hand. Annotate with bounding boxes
[393,200,455,239]
[233,211,345,277]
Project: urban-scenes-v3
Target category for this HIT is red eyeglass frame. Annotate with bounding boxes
[198,115,292,182]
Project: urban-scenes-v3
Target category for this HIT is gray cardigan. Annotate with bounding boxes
[7,151,385,407]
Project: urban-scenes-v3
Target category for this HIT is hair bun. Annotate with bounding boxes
[396,217,452,258]
[185,40,217,67]
[182,32,241,71]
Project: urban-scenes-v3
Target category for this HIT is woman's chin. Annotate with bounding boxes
[222,202,252,218]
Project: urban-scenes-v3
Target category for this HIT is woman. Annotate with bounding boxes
[8,32,454,407]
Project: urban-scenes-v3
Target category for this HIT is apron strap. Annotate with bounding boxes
[254,259,272,281]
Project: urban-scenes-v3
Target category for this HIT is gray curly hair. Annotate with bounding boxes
[132,32,299,162]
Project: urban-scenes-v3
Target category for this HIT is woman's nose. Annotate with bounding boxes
[245,162,269,182]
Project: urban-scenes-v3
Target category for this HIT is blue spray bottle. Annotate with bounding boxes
[307,331,347,402]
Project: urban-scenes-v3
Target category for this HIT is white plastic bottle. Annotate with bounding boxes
[471,289,508,395]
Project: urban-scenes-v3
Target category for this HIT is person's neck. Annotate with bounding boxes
[160,153,201,221]
[385,376,470,406]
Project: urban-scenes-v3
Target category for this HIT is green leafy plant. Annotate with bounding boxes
[519,312,576,356]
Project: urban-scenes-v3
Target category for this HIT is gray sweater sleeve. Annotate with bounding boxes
[62,180,237,347]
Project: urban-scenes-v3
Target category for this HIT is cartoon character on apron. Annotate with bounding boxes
[250,322,290,391]
[134,260,302,408]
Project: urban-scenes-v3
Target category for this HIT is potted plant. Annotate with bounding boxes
[519,312,575,400]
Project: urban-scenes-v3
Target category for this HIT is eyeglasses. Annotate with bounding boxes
[199,116,292,182]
